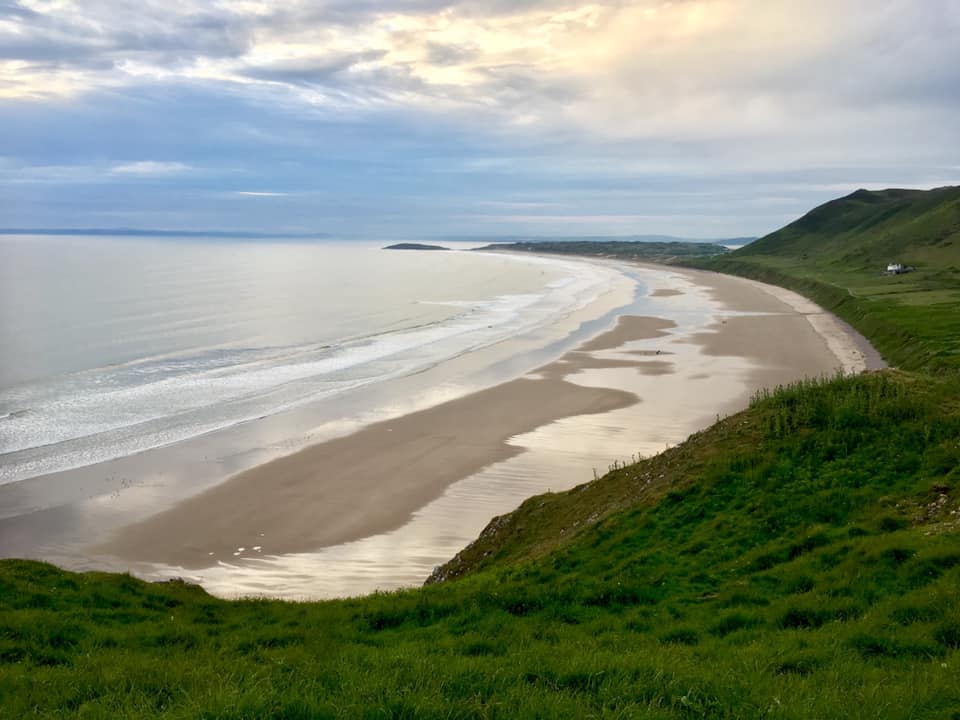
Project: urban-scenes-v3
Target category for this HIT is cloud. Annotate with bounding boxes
[3,1,958,140]
[110,161,191,175]
[424,42,477,66]
[241,50,388,87]
[0,1,956,236]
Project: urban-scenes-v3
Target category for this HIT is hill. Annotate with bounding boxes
[738,186,960,270]
[442,234,755,246]
[693,186,960,372]
[475,239,728,262]
[2,189,960,717]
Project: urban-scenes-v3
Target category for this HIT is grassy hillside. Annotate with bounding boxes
[3,188,960,718]
[2,372,960,718]
[691,186,960,372]
[740,187,960,269]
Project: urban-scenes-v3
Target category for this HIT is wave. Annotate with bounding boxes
[0,255,622,484]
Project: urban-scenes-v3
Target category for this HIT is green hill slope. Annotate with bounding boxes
[741,186,960,270]
[693,186,960,372]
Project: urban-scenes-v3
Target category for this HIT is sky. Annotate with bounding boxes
[1,0,958,238]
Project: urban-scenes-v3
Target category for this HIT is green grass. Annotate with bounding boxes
[685,186,960,373]
[740,188,960,270]
[3,373,960,718]
[3,187,960,717]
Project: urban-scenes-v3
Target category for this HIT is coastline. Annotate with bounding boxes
[96,317,670,568]
[0,250,635,556]
[88,258,881,595]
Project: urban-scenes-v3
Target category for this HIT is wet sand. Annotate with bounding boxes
[98,318,672,568]
[644,263,885,374]
[93,261,882,586]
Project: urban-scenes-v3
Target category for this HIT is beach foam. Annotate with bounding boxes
[0,241,624,485]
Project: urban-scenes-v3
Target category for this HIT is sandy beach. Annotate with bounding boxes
[98,317,670,567]
[95,263,882,578]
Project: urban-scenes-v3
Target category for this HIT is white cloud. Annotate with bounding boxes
[3,0,958,149]
[1,1,957,235]
[110,161,191,175]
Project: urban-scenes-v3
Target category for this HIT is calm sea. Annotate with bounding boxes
[0,235,622,485]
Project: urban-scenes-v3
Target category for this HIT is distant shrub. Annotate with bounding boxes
[934,622,960,649]
[141,631,197,650]
[788,533,831,559]
[880,547,916,564]
[461,640,506,657]
[660,628,700,645]
[774,656,821,675]
[784,575,815,594]
[779,608,832,629]
[878,516,908,533]
[752,553,781,571]
[710,613,762,637]
[849,633,939,659]
[720,591,770,608]
[909,553,960,587]
[891,605,942,625]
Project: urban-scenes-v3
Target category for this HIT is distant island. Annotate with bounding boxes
[383,243,450,251]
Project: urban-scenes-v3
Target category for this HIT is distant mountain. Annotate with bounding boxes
[473,239,729,261]
[440,234,756,246]
[734,186,960,270]
[0,228,330,240]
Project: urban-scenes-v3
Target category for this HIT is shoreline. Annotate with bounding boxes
[0,251,636,554]
[0,253,885,598]
[95,317,672,568]
[93,260,878,583]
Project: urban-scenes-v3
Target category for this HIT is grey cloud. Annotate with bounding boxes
[109,14,253,59]
[341,63,436,101]
[1,1,957,237]
[425,42,477,66]
[261,0,454,29]
[259,0,600,31]
[2,1,255,70]
[0,0,38,19]
[241,50,388,87]
[0,0,643,81]
[475,65,583,104]
[763,2,960,109]
[0,35,101,64]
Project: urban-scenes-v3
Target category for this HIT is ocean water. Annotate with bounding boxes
[1,235,835,598]
[0,235,625,486]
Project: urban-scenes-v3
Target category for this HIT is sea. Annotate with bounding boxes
[0,235,628,486]
[0,234,752,598]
